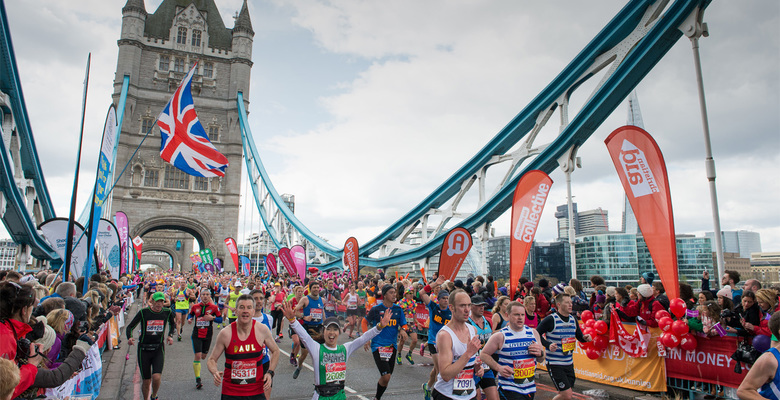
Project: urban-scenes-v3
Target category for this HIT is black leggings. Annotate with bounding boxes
[270,309,284,336]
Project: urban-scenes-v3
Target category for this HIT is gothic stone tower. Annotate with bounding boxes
[111,0,253,271]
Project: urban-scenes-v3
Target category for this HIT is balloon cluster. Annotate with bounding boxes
[580,311,609,360]
[658,298,697,352]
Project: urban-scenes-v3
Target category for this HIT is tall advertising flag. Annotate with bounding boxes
[114,212,129,275]
[290,245,307,281]
[278,247,296,277]
[96,219,121,280]
[199,248,214,266]
[39,218,89,280]
[606,125,679,299]
[438,227,472,282]
[239,256,251,276]
[343,237,359,280]
[132,236,144,269]
[266,254,278,278]
[224,238,240,272]
[509,170,553,299]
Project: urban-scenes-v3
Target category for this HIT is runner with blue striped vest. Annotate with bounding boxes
[535,293,591,400]
[481,300,545,400]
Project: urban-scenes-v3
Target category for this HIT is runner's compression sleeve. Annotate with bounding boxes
[126,310,143,339]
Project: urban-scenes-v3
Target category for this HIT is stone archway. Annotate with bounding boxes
[131,216,218,272]
[132,216,212,250]
[139,250,173,270]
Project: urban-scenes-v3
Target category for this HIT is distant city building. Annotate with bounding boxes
[577,209,609,235]
[529,241,570,284]
[751,252,780,286]
[705,230,762,259]
[716,252,751,284]
[487,236,510,280]
[0,239,18,271]
[621,195,639,234]
[555,204,579,241]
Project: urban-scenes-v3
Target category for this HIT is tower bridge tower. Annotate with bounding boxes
[110,0,253,271]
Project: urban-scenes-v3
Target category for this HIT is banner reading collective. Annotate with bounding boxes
[510,170,552,299]
[343,237,359,280]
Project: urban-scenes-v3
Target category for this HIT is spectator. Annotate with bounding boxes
[589,276,605,308]
[717,286,735,311]
[34,297,65,318]
[744,279,761,294]
[729,291,761,336]
[737,311,780,399]
[569,279,588,304]
[0,357,20,400]
[531,287,550,318]
[722,270,742,304]
[698,290,714,305]
[652,282,670,311]
[613,287,635,323]
[641,272,655,285]
[630,284,663,327]
[601,287,616,322]
[538,279,553,304]
[0,281,42,398]
[680,283,696,309]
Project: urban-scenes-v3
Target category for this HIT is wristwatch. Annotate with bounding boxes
[267,370,275,378]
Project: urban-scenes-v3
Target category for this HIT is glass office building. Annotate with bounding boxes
[575,233,639,287]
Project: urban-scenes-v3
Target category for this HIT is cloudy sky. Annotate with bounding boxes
[4,1,779,257]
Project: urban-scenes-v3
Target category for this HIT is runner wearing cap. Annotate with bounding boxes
[467,295,498,400]
[282,301,393,400]
[481,300,546,400]
[420,275,451,400]
[126,291,176,400]
[227,281,243,324]
[207,294,280,400]
[187,287,222,389]
[363,284,410,400]
[293,280,325,379]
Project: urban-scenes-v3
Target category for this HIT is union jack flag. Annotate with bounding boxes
[158,63,228,177]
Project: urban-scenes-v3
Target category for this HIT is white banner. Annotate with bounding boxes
[45,342,102,400]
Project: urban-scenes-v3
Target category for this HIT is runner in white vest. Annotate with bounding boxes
[433,289,483,400]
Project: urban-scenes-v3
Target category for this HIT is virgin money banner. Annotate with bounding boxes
[438,227,472,282]
[605,126,679,298]
[665,335,746,388]
[132,236,143,267]
[343,237,359,280]
[278,247,296,277]
[96,219,121,280]
[39,218,89,280]
[266,254,278,278]
[224,237,240,272]
[290,244,307,281]
[114,212,129,275]
[510,170,552,299]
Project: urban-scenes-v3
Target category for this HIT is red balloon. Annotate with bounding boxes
[670,298,687,319]
[658,316,673,332]
[655,310,671,321]
[581,310,594,323]
[672,320,689,336]
[661,332,681,348]
[580,339,594,350]
[586,347,600,360]
[680,334,697,351]
[593,335,609,351]
[585,319,595,329]
[594,320,609,336]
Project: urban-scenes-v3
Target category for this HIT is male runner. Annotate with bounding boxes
[481,301,546,400]
[467,295,499,400]
[433,290,483,400]
[293,280,325,379]
[321,279,342,319]
[363,284,409,400]
[227,281,242,324]
[188,287,222,389]
[207,294,280,400]
[172,279,194,341]
[421,276,451,400]
[126,292,176,400]
[536,294,591,400]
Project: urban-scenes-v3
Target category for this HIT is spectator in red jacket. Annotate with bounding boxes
[630,284,665,327]
[0,281,43,399]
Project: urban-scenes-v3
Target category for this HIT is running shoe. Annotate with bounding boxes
[289,354,297,366]
[422,382,431,400]
[406,353,415,365]
[151,396,158,400]
[196,377,202,390]
[396,355,402,365]
[293,367,301,379]
[178,334,182,342]
[420,343,425,356]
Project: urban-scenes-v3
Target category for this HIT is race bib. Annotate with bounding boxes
[230,360,257,384]
[453,367,475,396]
[513,358,535,383]
[378,346,394,361]
[146,320,164,334]
[196,318,209,328]
[309,308,323,322]
[177,295,186,302]
[561,337,576,353]
[325,301,335,311]
[358,297,366,306]
[325,362,346,383]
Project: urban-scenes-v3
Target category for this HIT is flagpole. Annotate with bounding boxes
[64,53,91,282]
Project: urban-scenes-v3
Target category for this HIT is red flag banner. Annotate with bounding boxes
[266,253,278,278]
[608,309,649,357]
[438,227,472,282]
[278,247,296,277]
[510,170,552,299]
[605,126,679,299]
[132,236,144,268]
[224,237,240,272]
[343,237,359,280]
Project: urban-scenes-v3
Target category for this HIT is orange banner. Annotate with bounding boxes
[539,325,666,392]
[438,227,472,281]
[510,170,552,299]
[605,126,678,298]
[343,237,359,280]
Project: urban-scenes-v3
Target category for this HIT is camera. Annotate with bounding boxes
[720,309,737,321]
[16,337,32,360]
[79,321,90,333]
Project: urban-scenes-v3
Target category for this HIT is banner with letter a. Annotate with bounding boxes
[224,237,240,272]
[510,170,552,299]
[605,126,679,298]
[343,237,359,280]
[290,244,307,281]
[278,247,296,277]
[266,253,278,278]
[438,227,472,282]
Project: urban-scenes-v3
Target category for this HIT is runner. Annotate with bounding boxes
[322,279,341,319]
[293,280,325,379]
[207,294,280,400]
[269,282,286,341]
[126,292,176,400]
[481,301,546,400]
[421,276,451,400]
[467,295,499,400]
[227,280,242,324]
[356,280,368,336]
[251,289,275,398]
[344,283,360,339]
[172,279,194,341]
[187,287,222,390]
[282,299,393,399]
[217,278,230,328]
[363,284,409,400]
[287,285,305,367]
[396,283,418,365]
[432,290,483,400]
[536,293,591,400]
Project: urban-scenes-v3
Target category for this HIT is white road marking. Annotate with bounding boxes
[279,348,370,400]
